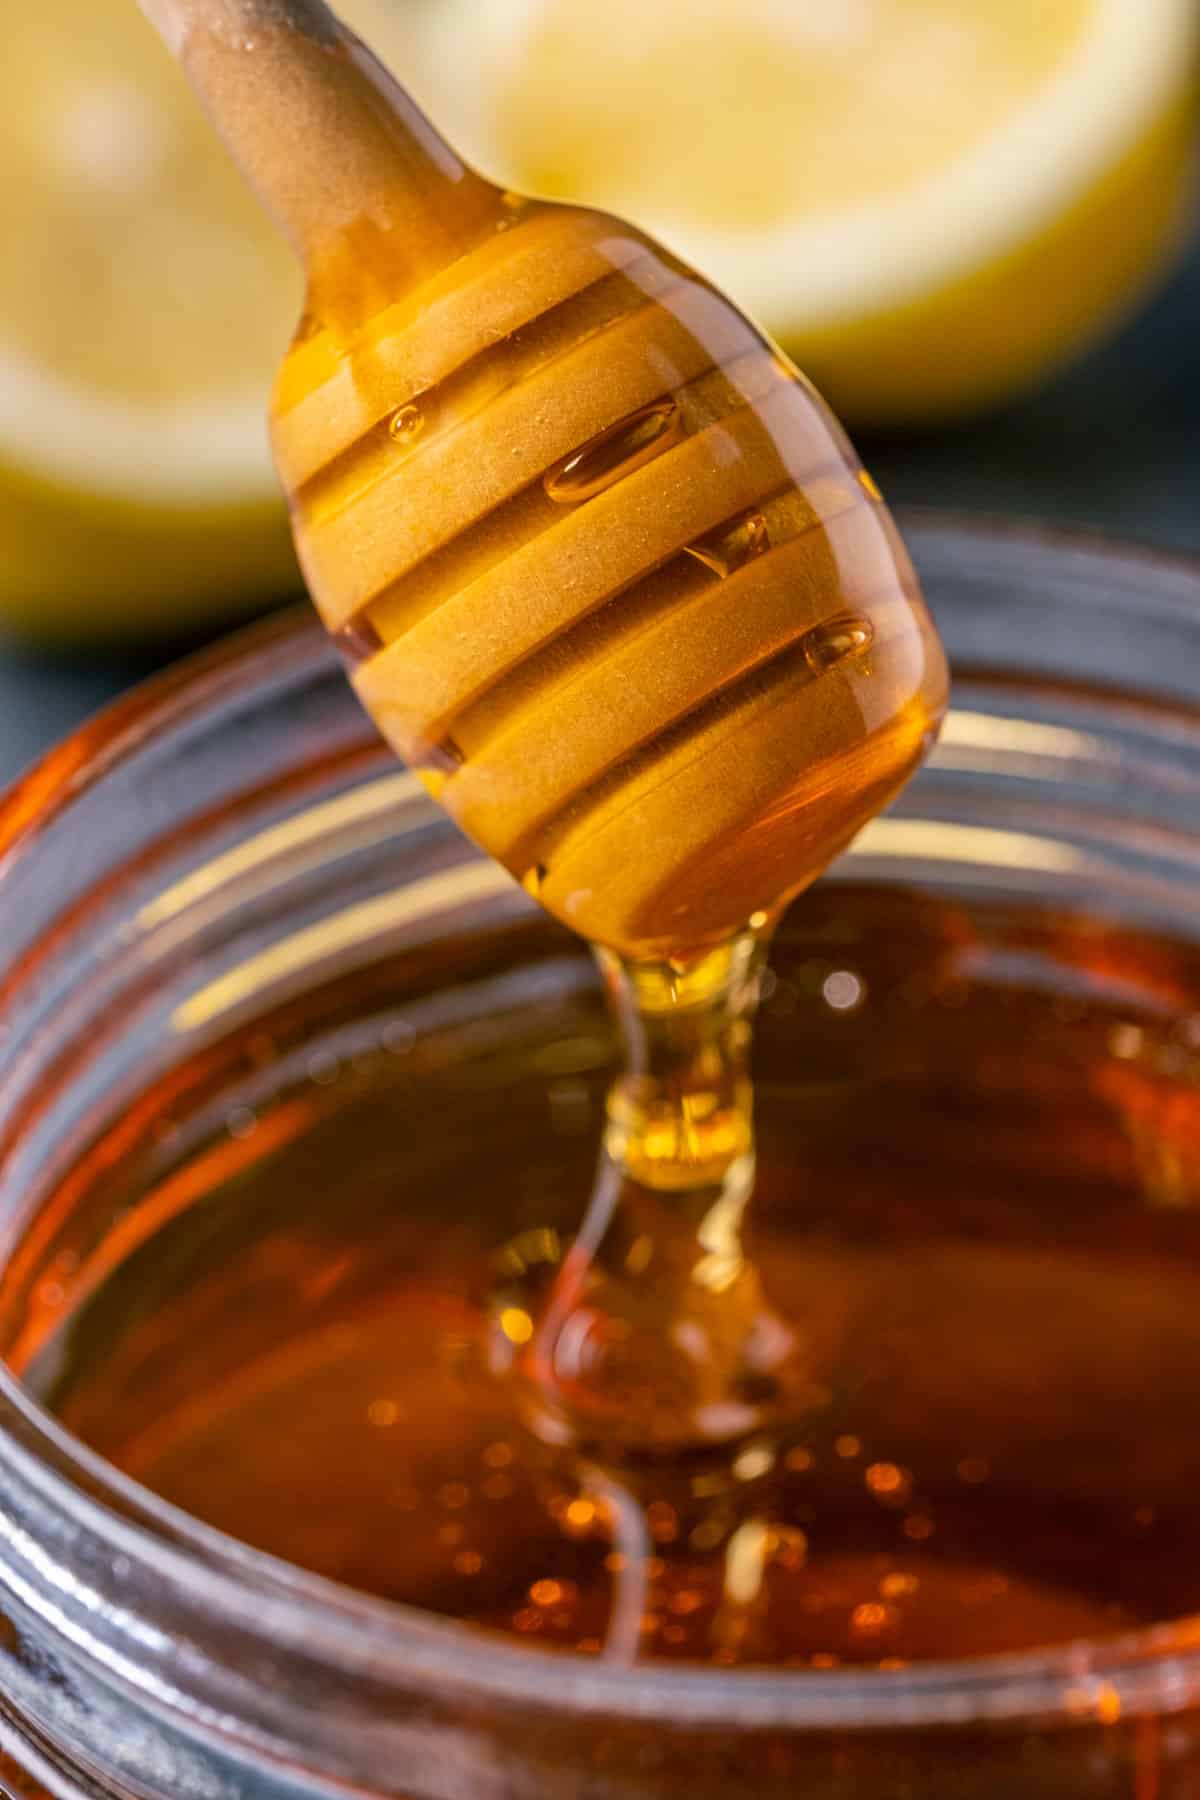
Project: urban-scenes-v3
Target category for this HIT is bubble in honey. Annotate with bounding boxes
[851,1602,899,1638]
[803,614,876,677]
[866,1462,911,1506]
[684,509,770,579]
[563,1497,599,1536]
[880,1572,919,1600]
[388,403,425,444]
[544,399,682,505]
[822,970,865,1012]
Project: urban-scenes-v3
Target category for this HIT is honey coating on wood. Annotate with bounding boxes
[158,0,948,958]
[290,218,947,959]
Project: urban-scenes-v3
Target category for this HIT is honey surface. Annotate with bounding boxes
[33,891,1200,1667]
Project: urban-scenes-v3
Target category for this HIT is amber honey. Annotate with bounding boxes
[21,885,1200,1669]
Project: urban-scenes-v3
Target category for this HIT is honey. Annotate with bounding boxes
[19,888,1200,1668]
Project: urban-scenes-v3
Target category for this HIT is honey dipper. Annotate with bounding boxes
[139,0,948,962]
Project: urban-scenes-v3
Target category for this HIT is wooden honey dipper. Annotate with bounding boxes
[139,0,948,962]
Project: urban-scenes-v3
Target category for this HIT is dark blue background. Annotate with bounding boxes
[2,242,1196,788]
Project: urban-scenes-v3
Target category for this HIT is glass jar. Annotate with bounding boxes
[1,517,1200,1800]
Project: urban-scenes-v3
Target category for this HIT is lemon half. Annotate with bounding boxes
[0,0,408,642]
[410,0,1198,424]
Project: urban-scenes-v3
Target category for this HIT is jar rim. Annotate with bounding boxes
[3,511,1200,1738]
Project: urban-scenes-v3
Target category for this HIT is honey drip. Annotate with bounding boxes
[138,0,950,1663]
[489,926,826,1654]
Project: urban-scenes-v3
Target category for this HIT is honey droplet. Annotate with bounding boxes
[522,865,548,900]
[802,614,875,676]
[389,403,425,445]
[858,468,883,503]
[684,510,770,579]
[332,618,383,667]
[411,736,464,776]
[545,399,682,505]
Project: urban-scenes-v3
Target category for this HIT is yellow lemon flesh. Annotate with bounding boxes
[408,0,1198,426]
[0,0,402,643]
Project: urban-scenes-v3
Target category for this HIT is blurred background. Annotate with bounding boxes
[0,0,1196,786]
